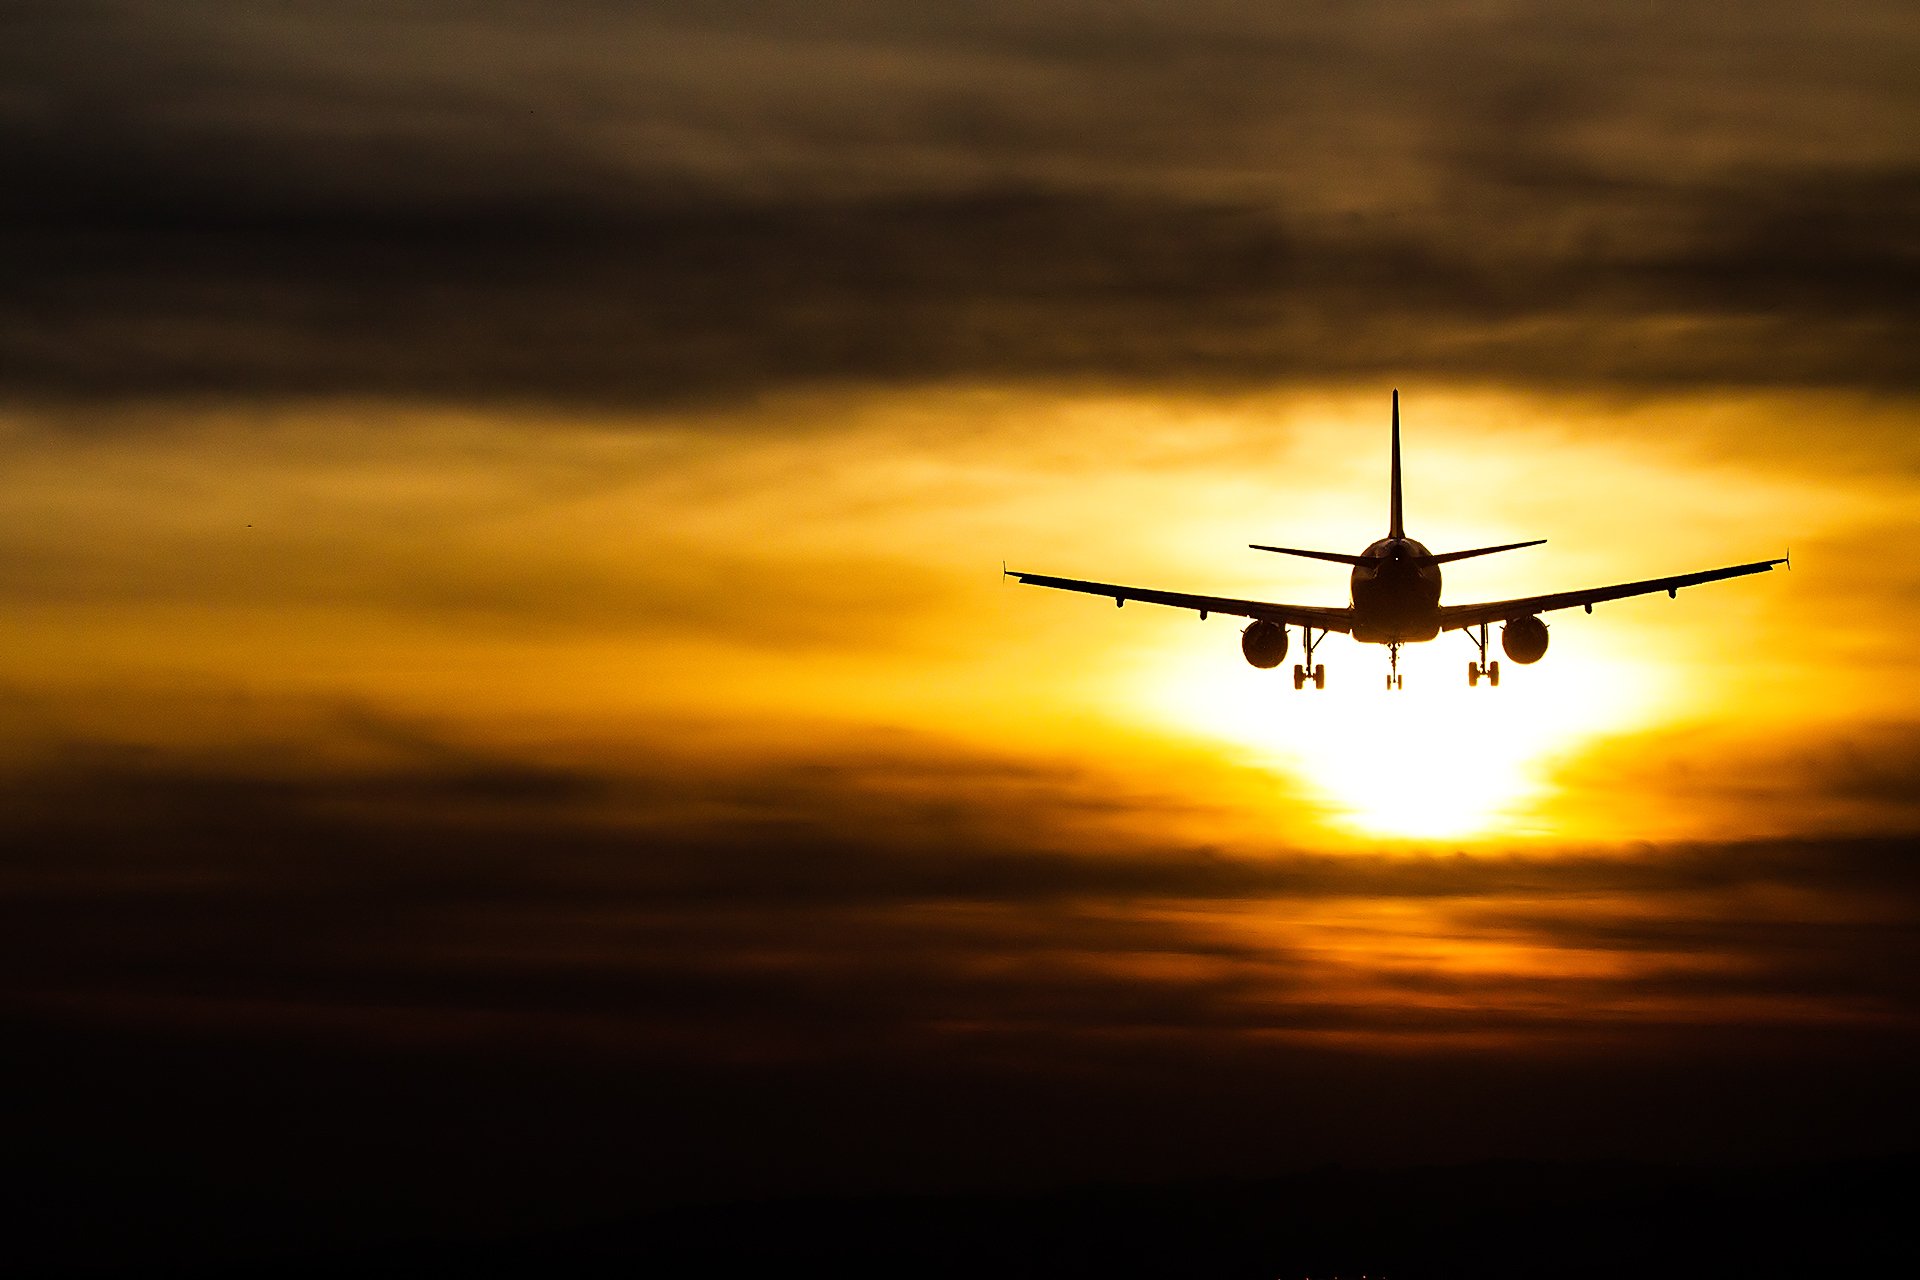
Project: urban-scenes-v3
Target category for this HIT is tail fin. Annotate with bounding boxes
[1389,389,1404,540]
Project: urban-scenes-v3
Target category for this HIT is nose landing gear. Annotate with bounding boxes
[1385,643,1404,691]
[1465,623,1501,687]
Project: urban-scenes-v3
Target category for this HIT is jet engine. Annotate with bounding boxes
[1241,620,1289,669]
[1501,614,1549,664]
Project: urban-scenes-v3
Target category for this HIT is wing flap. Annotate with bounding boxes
[1439,557,1786,631]
[1008,571,1353,633]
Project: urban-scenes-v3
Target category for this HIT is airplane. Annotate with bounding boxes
[1006,391,1785,691]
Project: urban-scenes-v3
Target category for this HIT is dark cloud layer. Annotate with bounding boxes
[7,179,1915,408]
[5,2,1916,406]
[8,736,1920,1065]
[6,736,1920,1268]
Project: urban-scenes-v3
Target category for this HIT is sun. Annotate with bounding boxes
[1132,629,1669,841]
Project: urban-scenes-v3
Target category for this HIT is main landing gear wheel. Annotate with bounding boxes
[1465,624,1501,688]
[1290,629,1328,691]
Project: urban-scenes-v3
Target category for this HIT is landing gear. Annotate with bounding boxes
[1291,628,1328,691]
[1465,624,1501,688]
[1385,643,1404,691]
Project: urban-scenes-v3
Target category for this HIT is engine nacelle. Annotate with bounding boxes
[1501,614,1549,664]
[1241,620,1289,669]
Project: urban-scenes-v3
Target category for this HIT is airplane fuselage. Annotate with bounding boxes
[1350,537,1442,643]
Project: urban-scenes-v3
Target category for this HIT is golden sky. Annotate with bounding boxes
[3,384,1913,1056]
[4,1,1919,1242]
[1,384,1908,834]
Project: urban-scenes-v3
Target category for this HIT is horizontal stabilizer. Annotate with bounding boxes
[1248,544,1373,567]
[1411,539,1546,566]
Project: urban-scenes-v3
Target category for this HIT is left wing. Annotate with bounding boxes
[1438,557,1786,631]
[1007,571,1353,633]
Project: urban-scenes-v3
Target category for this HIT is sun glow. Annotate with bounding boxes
[1137,629,1669,841]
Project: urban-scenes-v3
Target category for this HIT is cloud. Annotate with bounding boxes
[4,183,1914,408]
[8,722,1920,1062]
[1548,718,1920,840]
[8,718,1920,1250]
[3,4,1915,406]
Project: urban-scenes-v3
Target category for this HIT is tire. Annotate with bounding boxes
[1488,661,1501,687]
[1293,664,1305,690]
[1313,665,1325,690]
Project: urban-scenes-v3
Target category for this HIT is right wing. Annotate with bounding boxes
[1006,570,1353,633]
[1438,557,1786,631]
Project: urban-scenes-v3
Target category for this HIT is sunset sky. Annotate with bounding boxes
[5,1,1918,1267]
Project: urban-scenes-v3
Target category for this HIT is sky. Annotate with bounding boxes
[4,0,1919,1264]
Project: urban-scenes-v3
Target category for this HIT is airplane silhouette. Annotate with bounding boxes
[1007,391,1785,690]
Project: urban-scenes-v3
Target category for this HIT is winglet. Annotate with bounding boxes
[1389,389,1404,540]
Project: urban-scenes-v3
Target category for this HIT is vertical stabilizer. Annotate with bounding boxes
[1389,389,1404,539]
